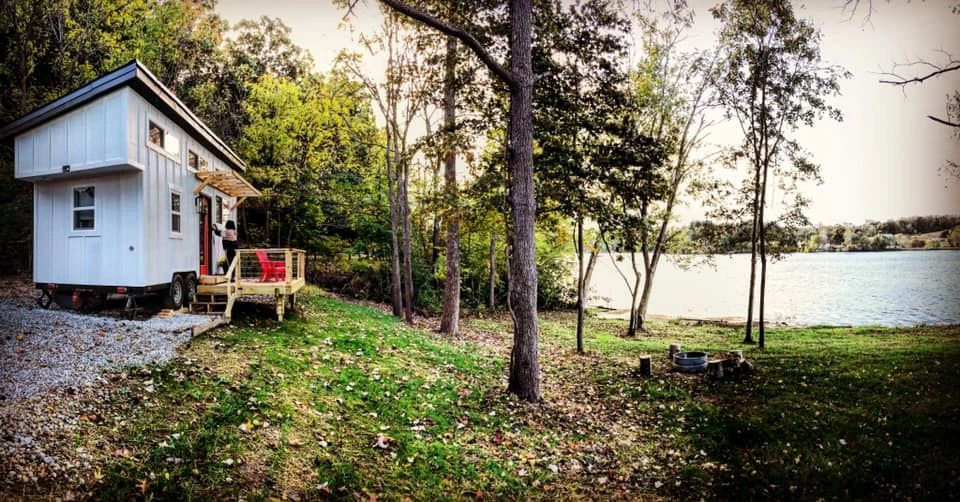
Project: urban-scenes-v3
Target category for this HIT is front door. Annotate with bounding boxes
[198,195,211,275]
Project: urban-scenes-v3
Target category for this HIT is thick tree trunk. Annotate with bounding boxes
[575,215,585,354]
[488,232,496,309]
[386,146,404,317]
[505,0,540,403]
[439,36,461,336]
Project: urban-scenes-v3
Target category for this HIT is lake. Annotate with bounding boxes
[586,250,960,327]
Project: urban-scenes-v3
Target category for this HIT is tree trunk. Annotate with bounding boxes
[400,160,415,324]
[488,231,496,309]
[505,0,540,403]
[583,237,600,294]
[758,154,770,349]
[439,36,461,336]
[386,144,404,318]
[575,215,585,354]
[744,155,761,344]
[636,262,656,331]
[626,252,642,337]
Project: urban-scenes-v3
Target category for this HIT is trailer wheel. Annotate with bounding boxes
[184,274,197,306]
[37,290,53,309]
[166,275,185,310]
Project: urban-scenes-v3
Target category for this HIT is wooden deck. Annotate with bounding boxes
[192,248,306,321]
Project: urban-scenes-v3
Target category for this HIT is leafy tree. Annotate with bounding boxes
[239,73,383,254]
[713,0,848,347]
[629,3,720,333]
[532,0,632,350]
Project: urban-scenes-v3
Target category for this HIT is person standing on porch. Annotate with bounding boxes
[215,220,238,270]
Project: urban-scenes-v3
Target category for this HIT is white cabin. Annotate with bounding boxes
[0,61,260,303]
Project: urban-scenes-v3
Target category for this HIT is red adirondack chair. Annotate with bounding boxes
[255,250,286,282]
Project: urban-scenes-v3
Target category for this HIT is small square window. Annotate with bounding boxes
[170,192,182,233]
[188,150,199,170]
[149,122,164,148]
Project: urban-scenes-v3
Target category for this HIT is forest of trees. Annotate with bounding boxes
[4,0,953,398]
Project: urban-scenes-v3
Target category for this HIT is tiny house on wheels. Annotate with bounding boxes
[0,60,265,315]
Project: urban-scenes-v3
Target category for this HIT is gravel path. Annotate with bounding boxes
[0,279,213,493]
[0,299,209,401]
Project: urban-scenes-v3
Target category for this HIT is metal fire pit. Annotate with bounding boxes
[673,351,708,373]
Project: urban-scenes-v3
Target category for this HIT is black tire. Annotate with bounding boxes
[166,275,185,310]
[37,291,53,309]
[184,274,197,306]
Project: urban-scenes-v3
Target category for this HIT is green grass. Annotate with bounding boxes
[83,289,959,500]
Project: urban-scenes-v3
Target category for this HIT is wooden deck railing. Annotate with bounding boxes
[234,248,306,285]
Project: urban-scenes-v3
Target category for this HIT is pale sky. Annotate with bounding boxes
[215,0,960,226]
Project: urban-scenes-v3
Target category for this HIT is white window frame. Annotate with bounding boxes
[215,195,224,224]
[146,117,181,164]
[169,188,183,237]
[71,185,96,232]
[187,149,200,172]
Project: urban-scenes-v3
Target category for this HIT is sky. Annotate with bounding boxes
[215,0,960,226]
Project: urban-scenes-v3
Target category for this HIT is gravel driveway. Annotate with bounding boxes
[0,293,210,402]
[0,278,213,491]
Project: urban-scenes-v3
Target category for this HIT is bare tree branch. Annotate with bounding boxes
[928,115,960,128]
[378,0,516,86]
[879,62,960,86]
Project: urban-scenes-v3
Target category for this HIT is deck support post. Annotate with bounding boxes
[275,289,284,321]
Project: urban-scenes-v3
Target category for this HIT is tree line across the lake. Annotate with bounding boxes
[682,214,960,254]
[1,0,956,401]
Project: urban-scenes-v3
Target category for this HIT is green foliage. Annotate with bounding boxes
[239,73,384,250]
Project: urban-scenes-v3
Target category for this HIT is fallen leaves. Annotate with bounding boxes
[373,434,392,449]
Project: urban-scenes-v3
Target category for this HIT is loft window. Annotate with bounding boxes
[149,121,180,157]
[188,150,199,170]
[188,149,209,171]
[72,186,95,230]
[170,191,182,234]
[215,196,223,224]
[149,122,164,148]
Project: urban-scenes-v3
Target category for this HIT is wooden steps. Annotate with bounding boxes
[199,274,228,285]
[191,293,230,314]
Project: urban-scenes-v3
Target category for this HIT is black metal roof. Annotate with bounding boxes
[0,60,245,172]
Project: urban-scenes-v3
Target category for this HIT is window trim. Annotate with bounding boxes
[71,185,96,232]
[146,117,181,164]
[187,148,210,173]
[169,188,183,237]
[187,149,199,172]
[215,195,223,224]
[148,121,164,149]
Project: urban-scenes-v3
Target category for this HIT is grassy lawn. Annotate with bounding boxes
[78,288,958,500]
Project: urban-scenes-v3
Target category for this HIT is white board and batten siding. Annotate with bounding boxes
[127,90,235,286]
[22,87,235,288]
[15,89,132,180]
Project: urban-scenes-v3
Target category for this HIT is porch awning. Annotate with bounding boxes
[194,169,261,198]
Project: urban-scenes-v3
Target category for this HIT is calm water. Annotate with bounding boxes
[587,250,960,327]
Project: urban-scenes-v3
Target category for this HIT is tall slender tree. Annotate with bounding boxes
[712,0,847,347]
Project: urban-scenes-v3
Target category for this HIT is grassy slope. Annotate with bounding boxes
[89,289,959,500]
